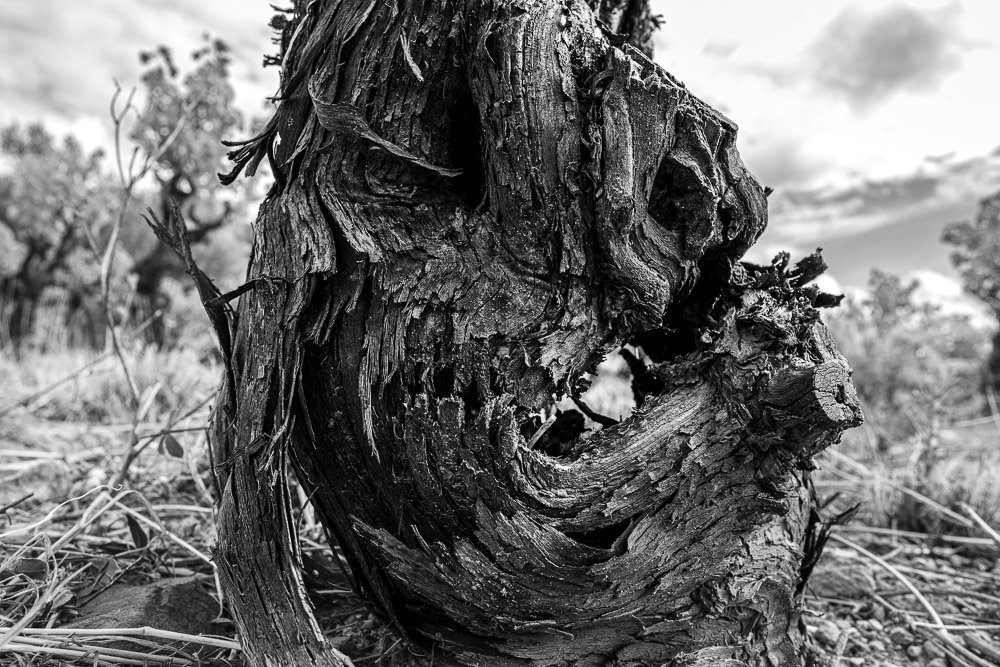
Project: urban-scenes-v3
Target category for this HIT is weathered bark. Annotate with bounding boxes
[205,1,862,665]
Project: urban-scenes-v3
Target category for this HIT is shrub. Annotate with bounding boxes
[827,269,991,443]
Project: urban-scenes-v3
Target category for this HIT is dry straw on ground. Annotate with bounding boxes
[3,345,1000,666]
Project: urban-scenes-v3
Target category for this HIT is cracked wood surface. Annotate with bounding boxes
[205,0,863,665]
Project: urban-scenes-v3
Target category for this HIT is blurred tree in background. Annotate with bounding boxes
[824,267,999,536]
[128,37,251,347]
[0,124,122,348]
[943,190,1000,388]
[0,36,254,353]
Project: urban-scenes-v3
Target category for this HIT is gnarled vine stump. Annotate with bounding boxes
[197,0,863,664]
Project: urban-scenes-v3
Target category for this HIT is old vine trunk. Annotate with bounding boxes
[199,0,863,664]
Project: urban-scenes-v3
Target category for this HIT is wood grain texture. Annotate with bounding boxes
[204,1,863,665]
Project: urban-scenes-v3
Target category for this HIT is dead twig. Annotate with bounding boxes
[829,533,947,630]
[917,626,997,667]
[960,502,1000,550]
[17,626,239,651]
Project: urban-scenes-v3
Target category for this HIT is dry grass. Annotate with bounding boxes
[3,337,1000,666]
[0,345,218,424]
[0,342,427,666]
[0,343,229,666]
[816,409,1000,537]
[0,484,238,666]
[803,389,1000,665]
[807,531,1000,667]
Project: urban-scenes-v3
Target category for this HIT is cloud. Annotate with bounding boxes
[808,3,965,109]
[702,41,739,58]
[0,1,279,152]
[748,148,1000,288]
[741,135,829,191]
[771,173,940,221]
[907,268,995,327]
[651,2,1000,196]
[762,148,1000,244]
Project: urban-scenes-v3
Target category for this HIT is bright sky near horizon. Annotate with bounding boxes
[1,0,997,315]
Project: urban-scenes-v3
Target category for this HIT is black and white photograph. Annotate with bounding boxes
[2,2,999,666]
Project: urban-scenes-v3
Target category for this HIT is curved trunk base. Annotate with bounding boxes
[196,0,863,664]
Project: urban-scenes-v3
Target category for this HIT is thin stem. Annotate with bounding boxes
[830,533,946,631]
[17,627,239,651]
[960,502,1000,550]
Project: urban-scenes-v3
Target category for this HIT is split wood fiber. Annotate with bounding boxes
[197,1,864,665]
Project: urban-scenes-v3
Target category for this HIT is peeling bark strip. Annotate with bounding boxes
[208,1,862,665]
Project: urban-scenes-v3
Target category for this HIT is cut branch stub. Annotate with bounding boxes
[207,1,864,666]
[765,361,861,434]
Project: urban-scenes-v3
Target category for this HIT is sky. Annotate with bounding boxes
[655,0,1000,315]
[0,0,997,315]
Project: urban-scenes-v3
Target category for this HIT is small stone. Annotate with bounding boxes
[922,640,945,659]
[0,459,72,506]
[806,560,877,600]
[813,619,841,647]
[905,645,922,660]
[62,577,218,650]
[888,626,914,646]
[868,617,884,632]
[872,605,887,623]
[868,640,886,653]
[965,632,1000,663]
